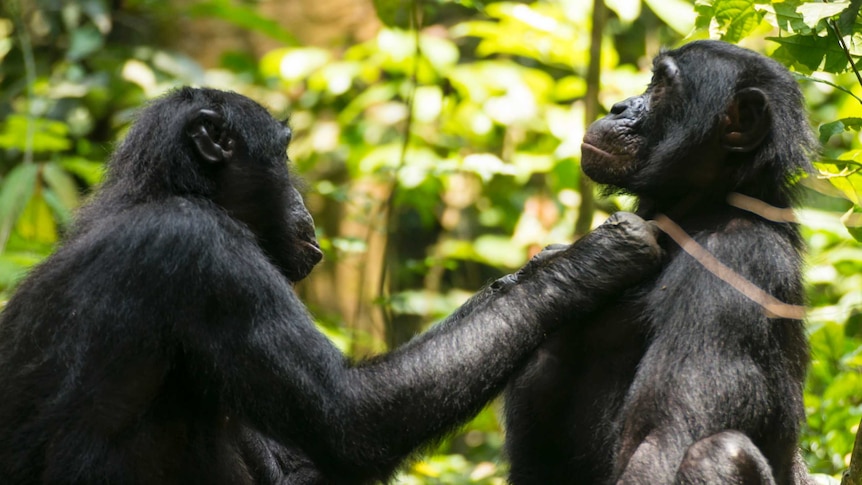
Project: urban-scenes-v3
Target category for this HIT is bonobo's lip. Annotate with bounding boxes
[302,239,324,265]
[581,142,622,161]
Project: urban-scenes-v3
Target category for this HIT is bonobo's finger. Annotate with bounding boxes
[529,243,569,265]
[553,211,663,294]
[580,211,662,263]
[600,211,662,254]
[490,244,571,290]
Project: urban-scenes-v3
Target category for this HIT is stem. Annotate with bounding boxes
[575,0,606,236]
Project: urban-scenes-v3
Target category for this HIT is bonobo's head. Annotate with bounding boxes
[581,40,815,204]
[106,87,323,282]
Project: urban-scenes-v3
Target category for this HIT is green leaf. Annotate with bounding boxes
[841,206,862,243]
[797,1,850,29]
[819,118,862,144]
[59,157,104,186]
[0,115,71,152]
[711,0,764,43]
[644,0,697,35]
[42,162,81,211]
[770,1,812,35]
[67,25,104,61]
[372,0,412,28]
[768,34,850,74]
[16,194,58,245]
[0,164,40,235]
[814,152,862,205]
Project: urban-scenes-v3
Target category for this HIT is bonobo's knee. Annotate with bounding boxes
[674,431,775,485]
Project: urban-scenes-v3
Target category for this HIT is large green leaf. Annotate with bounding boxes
[769,34,851,74]
[842,205,862,242]
[373,0,412,28]
[819,117,862,144]
[0,164,40,236]
[644,0,696,35]
[814,152,862,206]
[0,115,71,152]
[696,0,764,42]
[797,1,851,29]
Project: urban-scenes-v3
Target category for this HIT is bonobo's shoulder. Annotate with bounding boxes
[696,217,799,259]
[668,217,802,289]
[67,197,254,265]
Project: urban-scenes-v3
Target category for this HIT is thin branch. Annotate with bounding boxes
[575,0,606,236]
[829,18,862,103]
[377,0,423,331]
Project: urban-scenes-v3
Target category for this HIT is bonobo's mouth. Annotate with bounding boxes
[283,237,324,284]
[581,142,625,161]
[580,141,638,185]
[302,239,324,265]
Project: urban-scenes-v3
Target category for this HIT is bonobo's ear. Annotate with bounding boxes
[186,109,235,163]
[722,87,770,153]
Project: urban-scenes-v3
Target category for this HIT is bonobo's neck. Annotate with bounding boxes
[635,185,798,230]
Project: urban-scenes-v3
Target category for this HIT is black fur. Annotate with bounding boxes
[505,41,817,485]
[0,87,662,484]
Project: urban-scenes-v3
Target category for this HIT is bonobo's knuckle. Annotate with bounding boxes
[601,212,661,254]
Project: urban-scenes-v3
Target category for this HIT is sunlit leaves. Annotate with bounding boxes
[372,0,412,28]
[0,164,40,243]
[797,1,851,29]
[643,0,696,35]
[695,0,765,42]
[819,118,862,144]
[0,116,71,152]
[814,155,862,206]
[453,2,590,70]
[842,205,862,242]
[769,34,851,74]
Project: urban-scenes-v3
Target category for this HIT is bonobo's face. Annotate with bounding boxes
[580,52,690,192]
[579,41,772,198]
[184,89,323,282]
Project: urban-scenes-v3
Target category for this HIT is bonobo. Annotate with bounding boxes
[504,41,816,485]
[0,87,661,484]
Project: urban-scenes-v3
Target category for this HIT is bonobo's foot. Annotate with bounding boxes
[673,431,776,485]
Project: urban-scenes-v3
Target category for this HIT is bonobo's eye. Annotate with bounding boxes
[654,58,679,82]
[648,57,680,102]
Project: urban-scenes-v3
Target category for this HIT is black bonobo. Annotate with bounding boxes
[0,87,662,484]
[504,41,816,485]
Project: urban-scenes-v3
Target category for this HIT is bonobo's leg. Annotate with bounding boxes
[791,451,816,485]
[673,431,775,485]
[238,426,323,484]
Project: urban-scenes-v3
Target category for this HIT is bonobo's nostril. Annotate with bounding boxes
[610,101,628,115]
[609,96,645,118]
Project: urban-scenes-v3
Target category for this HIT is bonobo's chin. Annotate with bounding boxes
[580,143,638,188]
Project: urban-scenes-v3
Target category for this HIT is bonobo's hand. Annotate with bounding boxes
[492,212,662,320]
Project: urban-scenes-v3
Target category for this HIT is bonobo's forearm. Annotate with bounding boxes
[337,213,661,476]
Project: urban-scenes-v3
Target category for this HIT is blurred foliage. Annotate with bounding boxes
[0,0,860,482]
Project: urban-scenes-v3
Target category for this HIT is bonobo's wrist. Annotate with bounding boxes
[512,212,662,329]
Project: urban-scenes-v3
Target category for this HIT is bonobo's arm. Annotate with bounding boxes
[182,211,661,480]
